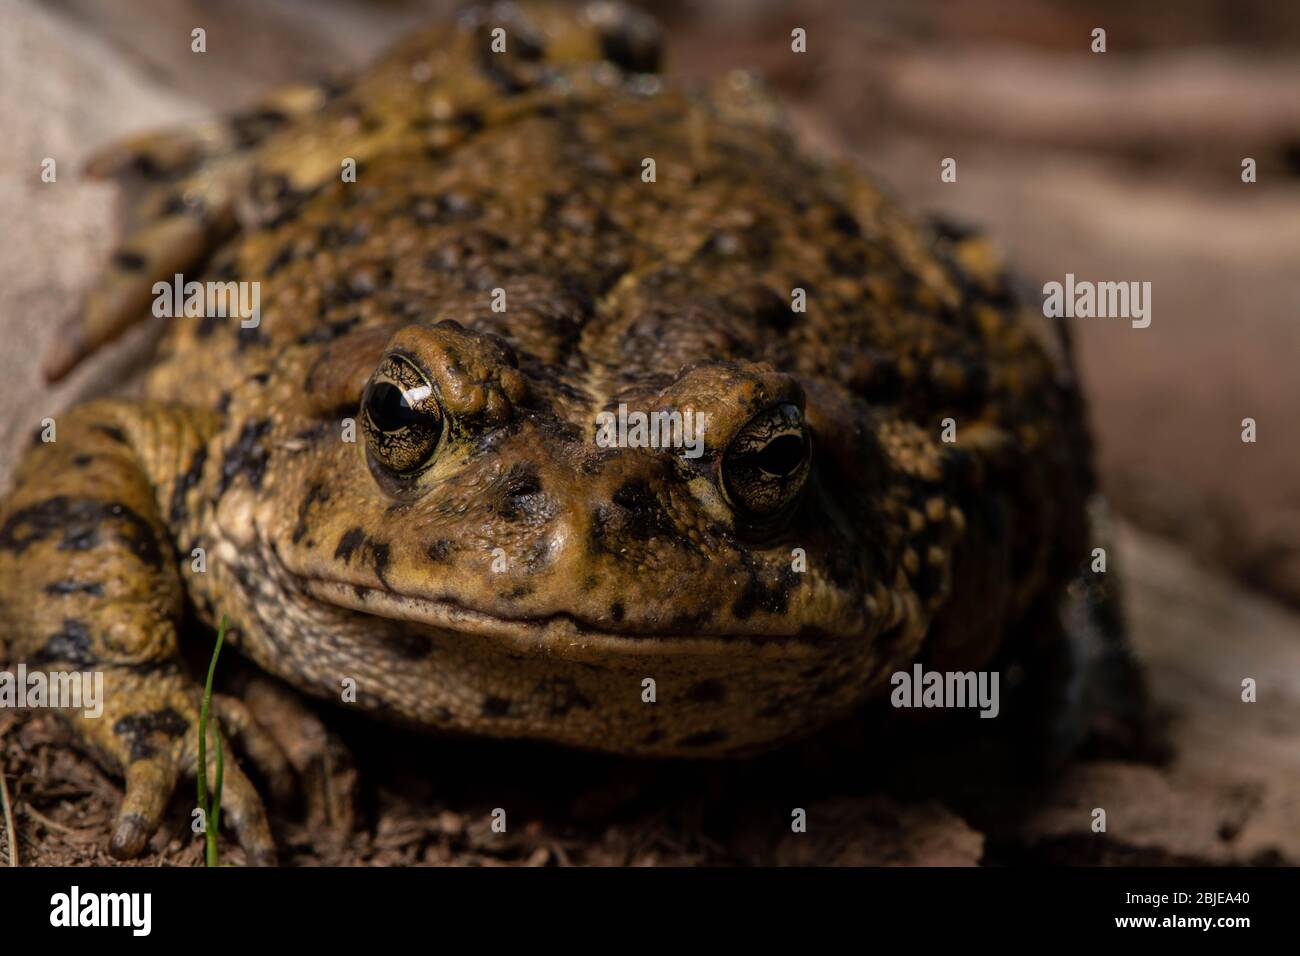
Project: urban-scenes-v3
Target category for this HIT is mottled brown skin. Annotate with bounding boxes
[0,3,1100,862]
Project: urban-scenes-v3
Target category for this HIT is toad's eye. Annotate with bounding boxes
[361,355,443,476]
[719,403,812,518]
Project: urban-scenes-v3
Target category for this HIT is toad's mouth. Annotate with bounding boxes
[302,577,838,660]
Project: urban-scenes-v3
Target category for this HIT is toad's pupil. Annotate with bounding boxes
[367,381,418,432]
[755,433,805,477]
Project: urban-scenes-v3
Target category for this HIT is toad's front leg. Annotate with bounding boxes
[0,400,284,862]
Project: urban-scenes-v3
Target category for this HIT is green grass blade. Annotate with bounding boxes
[200,615,227,867]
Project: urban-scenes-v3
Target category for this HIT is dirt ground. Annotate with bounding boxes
[1,0,1297,866]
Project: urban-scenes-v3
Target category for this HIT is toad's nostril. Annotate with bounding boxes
[493,463,556,525]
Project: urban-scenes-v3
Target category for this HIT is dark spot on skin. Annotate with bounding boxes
[534,677,592,718]
[611,480,671,538]
[316,222,368,250]
[826,243,868,277]
[522,539,552,572]
[930,215,978,243]
[30,619,96,667]
[478,51,530,94]
[426,538,455,563]
[842,348,904,403]
[160,194,188,216]
[384,629,433,661]
[42,580,104,598]
[249,371,270,386]
[291,482,329,544]
[370,540,392,589]
[128,153,167,178]
[334,527,366,564]
[229,107,289,148]
[513,30,544,61]
[609,601,625,623]
[169,445,208,526]
[0,496,163,568]
[208,256,239,282]
[113,708,189,762]
[828,204,862,238]
[481,695,512,718]
[412,190,485,225]
[71,454,93,468]
[731,565,798,621]
[112,250,147,271]
[502,584,532,600]
[215,391,232,415]
[813,674,850,699]
[591,479,674,552]
[581,575,599,592]
[686,679,726,703]
[426,229,509,275]
[290,423,333,448]
[295,315,361,345]
[321,402,355,423]
[91,424,128,445]
[265,245,294,276]
[218,419,272,495]
[249,170,313,228]
[229,555,260,598]
[677,730,728,749]
[126,658,183,678]
[196,313,222,340]
[670,609,713,633]
[731,284,796,332]
[641,728,665,745]
[599,20,660,73]
[237,323,265,351]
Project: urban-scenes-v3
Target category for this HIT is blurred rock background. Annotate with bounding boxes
[1,0,1296,866]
